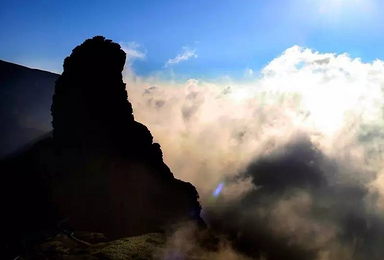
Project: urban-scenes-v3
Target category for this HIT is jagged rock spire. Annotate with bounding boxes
[51,36,135,148]
[1,37,203,249]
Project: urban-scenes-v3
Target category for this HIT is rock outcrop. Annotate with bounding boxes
[20,232,166,260]
[0,36,203,258]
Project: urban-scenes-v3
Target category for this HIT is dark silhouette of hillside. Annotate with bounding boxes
[0,36,203,259]
[0,60,59,158]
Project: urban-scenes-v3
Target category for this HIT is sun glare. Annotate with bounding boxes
[306,0,374,17]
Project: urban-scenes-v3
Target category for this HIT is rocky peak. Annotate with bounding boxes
[51,36,136,150]
[1,36,204,258]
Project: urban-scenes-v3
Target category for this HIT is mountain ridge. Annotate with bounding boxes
[0,59,59,158]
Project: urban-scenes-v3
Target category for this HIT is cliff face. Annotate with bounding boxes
[51,37,134,150]
[1,36,203,257]
[50,36,203,238]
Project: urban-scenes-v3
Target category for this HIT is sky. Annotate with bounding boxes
[1,0,384,80]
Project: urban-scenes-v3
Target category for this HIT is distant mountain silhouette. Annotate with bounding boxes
[0,60,59,158]
[0,36,203,258]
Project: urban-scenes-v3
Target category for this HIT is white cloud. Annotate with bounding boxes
[120,41,146,64]
[123,46,384,258]
[125,45,384,201]
[165,47,197,67]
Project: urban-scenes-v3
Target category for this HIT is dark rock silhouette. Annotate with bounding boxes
[0,36,203,258]
[0,60,59,158]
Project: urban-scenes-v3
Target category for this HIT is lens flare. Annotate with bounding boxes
[213,182,224,197]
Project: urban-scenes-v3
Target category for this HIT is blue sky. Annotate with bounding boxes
[1,0,383,79]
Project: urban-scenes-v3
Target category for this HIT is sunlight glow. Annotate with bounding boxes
[306,0,374,17]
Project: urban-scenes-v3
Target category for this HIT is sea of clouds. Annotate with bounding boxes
[124,46,384,260]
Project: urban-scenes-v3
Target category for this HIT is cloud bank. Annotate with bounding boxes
[124,46,384,259]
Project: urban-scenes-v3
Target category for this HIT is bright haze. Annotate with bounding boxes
[2,0,384,259]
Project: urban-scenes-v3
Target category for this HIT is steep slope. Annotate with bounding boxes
[0,60,59,158]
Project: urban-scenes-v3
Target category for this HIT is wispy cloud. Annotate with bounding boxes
[119,42,146,64]
[245,68,254,77]
[165,47,197,67]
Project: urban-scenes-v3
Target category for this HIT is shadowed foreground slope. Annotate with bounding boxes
[0,36,203,258]
[0,60,59,158]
